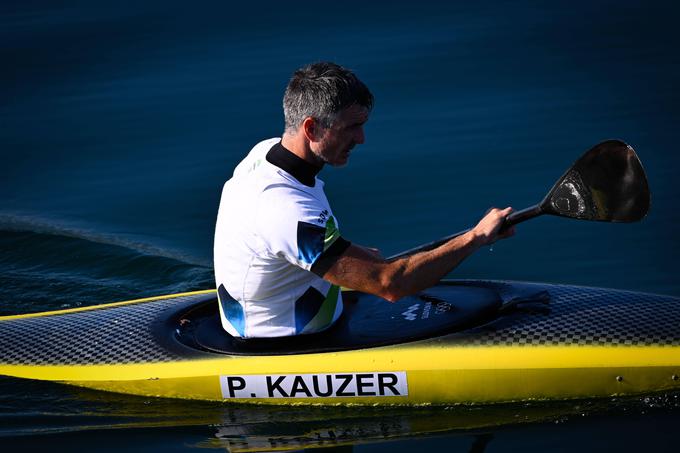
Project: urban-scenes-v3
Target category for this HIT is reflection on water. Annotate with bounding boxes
[1,377,679,452]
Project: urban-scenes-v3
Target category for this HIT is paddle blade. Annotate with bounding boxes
[540,140,650,222]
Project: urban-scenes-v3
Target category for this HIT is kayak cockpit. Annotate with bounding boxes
[166,284,507,356]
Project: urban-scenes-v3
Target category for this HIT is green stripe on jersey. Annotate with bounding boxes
[300,284,340,334]
[324,216,340,251]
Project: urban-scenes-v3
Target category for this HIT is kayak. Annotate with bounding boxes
[1,280,679,405]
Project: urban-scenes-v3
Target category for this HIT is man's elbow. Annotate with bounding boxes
[377,268,409,303]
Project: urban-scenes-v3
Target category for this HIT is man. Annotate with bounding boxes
[214,62,514,338]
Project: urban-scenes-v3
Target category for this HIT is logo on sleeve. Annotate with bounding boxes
[317,209,329,224]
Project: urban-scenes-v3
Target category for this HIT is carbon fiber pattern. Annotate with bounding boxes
[1,283,679,367]
[0,293,215,365]
[452,281,680,346]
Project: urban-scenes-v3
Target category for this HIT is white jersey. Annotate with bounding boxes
[214,138,346,338]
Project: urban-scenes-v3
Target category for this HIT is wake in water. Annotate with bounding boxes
[0,214,214,316]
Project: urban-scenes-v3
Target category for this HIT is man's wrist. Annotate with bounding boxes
[465,229,486,249]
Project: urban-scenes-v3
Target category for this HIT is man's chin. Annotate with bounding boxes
[319,151,351,167]
[330,156,350,167]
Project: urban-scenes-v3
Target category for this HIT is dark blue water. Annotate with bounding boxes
[2,0,679,450]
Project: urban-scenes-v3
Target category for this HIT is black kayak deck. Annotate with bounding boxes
[166,282,542,355]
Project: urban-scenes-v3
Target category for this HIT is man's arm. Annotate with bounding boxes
[321,207,515,302]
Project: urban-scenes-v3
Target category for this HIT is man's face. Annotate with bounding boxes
[311,104,369,167]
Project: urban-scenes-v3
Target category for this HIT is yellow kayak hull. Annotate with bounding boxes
[1,282,679,404]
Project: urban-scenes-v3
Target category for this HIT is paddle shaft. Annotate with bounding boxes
[388,204,543,260]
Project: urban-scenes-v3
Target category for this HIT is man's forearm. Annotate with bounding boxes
[381,229,484,300]
[323,208,513,302]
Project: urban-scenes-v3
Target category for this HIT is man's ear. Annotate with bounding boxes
[302,117,321,142]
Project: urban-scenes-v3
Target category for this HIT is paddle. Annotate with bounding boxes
[389,139,650,260]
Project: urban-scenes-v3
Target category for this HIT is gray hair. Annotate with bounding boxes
[283,62,374,132]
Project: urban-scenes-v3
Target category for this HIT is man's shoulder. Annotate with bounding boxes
[257,174,329,224]
[259,177,326,212]
[232,137,280,177]
[227,137,329,214]
[232,138,320,190]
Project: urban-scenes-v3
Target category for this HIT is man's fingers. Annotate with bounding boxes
[501,225,516,238]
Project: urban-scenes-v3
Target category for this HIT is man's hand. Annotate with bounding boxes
[471,207,515,246]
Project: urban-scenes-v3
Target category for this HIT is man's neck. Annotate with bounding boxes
[280,132,325,167]
[266,140,323,187]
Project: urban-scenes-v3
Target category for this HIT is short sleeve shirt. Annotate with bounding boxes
[213,138,349,338]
